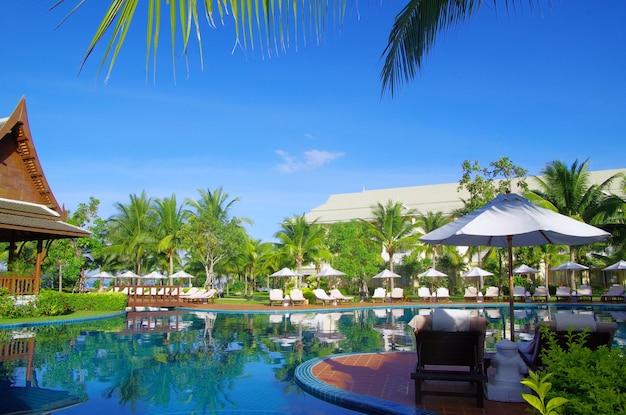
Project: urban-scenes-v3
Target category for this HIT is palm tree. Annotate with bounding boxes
[528,159,623,289]
[274,215,327,288]
[153,194,190,284]
[360,200,420,290]
[104,191,156,276]
[55,1,532,94]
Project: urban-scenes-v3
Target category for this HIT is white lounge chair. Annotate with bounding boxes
[532,286,549,302]
[329,289,353,303]
[289,289,306,305]
[187,288,217,303]
[601,285,625,302]
[313,289,336,305]
[391,287,404,302]
[555,286,572,301]
[372,287,387,303]
[483,286,499,301]
[435,287,450,302]
[574,285,593,302]
[418,287,432,302]
[512,286,527,301]
[464,286,479,302]
[269,289,284,306]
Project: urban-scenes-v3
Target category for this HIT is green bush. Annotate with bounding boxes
[538,328,626,415]
[35,290,72,316]
[66,292,127,311]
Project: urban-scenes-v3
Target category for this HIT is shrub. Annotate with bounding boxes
[35,290,72,316]
[66,292,127,311]
[537,329,626,415]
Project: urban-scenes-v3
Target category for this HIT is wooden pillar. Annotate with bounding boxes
[34,240,43,294]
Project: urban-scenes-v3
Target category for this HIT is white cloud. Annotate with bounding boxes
[275,149,345,173]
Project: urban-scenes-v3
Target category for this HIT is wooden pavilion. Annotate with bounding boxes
[0,97,90,295]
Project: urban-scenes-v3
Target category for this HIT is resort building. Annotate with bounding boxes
[0,98,90,294]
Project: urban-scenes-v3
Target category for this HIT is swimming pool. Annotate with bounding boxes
[1,304,624,415]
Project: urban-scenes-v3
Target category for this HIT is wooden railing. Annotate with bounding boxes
[0,276,36,295]
[113,285,182,308]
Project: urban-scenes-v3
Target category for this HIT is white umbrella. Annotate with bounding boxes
[602,260,626,286]
[270,267,302,289]
[420,192,610,341]
[170,270,197,287]
[142,271,167,285]
[418,267,447,291]
[462,267,493,290]
[91,271,114,290]
[552,261,589,286]
[373,269,402,291]
[513,264,540,274]
[116,270,140,285]
[316,266,346,289]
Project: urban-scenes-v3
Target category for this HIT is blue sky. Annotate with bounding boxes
[1,1,625,242]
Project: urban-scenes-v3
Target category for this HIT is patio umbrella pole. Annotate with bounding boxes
[507,235,515,341]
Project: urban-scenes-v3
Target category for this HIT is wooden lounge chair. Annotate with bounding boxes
[483,286,499,301]
[371,287,386,303]
[555,286,572,301]
[518,313,618,371]
[289,289,306,305]
[329,289,353,303]
[269,289,284,306]
[417,287,432,302]
[313,289,336,305]
[435,287,450,302]
[408,310,489,408]
[574,285,593,302]
[600,285,625,302]
[464,286,479,302]
[390,287,404,302]
[532,286,549,302]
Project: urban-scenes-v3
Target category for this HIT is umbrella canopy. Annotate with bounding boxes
[142,271,167,279]
[91,271,114,279]
[170,270,196,287]
[462,267,494,277]
[551,261,589,272]
[513,264,540,274]
[602,260,626,271]
[316,266,346,289]
[420,192,610,341]
[372,269,402,291]
[418,268,447,278]
[270,267,301,277]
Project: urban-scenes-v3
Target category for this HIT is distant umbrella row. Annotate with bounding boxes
[90,270,197,285]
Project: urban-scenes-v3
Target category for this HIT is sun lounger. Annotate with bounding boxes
[512,286,527,301]
[371,287,387,303]
[289,289,306,305]
[555,286,572,301]
[269,289,284,306]
[186,288,217,303]
[408,309,488,408]
[390,287,404,302]
[532,286,549,302]
[600,285,625,303]
[180,287,200,300]
[313,289,336,305]
[435,287,450,302]
[483,286,499,301]
[417,287,432,302]
[329,289,353,303]
[464,286,479,302]
[574,284,593,302]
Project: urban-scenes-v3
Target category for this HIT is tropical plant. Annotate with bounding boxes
[521,371,568,415]
[52,0,541,94]
[274,215,328,288]
[153,194,191,283]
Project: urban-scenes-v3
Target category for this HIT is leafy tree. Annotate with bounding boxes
[153,194,191,284]
[274,215,327,288]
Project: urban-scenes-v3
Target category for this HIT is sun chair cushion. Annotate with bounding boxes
[555,313,597,332]
[432,308,471,332]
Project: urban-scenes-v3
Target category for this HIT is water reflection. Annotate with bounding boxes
[0,305,624,414]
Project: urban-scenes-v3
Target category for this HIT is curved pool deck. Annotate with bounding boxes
[295,351,530,415]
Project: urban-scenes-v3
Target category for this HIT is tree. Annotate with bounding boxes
[274,215,327,288]
[184,187,248,288]
[53,0,535,94]
[153,194,191,284]
[527,159,623,289]
[360,200,419,290]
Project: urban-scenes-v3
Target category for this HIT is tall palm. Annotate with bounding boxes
[360,200,420,289]
[56,0,529,94]
[274,215,327,288]
[104,191,156,276]
[414,211,454,266]
[153,194,191,284]
[239,238,274,295]
[528,159,623,289]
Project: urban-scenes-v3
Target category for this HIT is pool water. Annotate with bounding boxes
[1,304,624,415]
